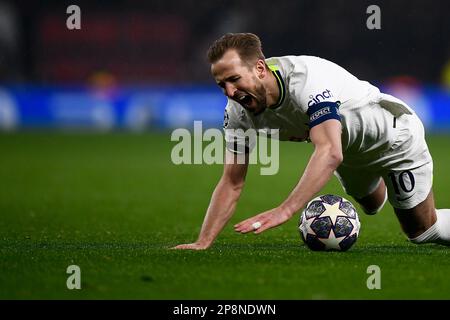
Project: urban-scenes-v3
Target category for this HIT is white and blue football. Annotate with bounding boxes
[299,194,361,251]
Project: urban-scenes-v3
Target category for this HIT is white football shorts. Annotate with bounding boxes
[335,112,433,210]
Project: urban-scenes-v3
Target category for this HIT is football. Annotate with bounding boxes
[299,194,360,251]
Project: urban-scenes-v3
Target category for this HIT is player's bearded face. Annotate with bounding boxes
[211,50,268,115]
[230,72,267,115]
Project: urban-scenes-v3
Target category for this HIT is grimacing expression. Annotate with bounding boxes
[211,50,267,114]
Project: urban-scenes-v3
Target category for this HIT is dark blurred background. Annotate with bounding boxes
[0,0,449,131]
[2,0,449,85]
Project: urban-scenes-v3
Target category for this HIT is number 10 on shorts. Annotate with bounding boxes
[388,170,415,201]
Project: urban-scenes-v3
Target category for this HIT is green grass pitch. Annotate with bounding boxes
[1,132,450,299]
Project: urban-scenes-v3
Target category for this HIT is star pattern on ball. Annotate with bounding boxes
[317,228,346,250]
[347,217,360,238]
[299,216,315,239]
[300,195,361,251]
[321,202,343,225]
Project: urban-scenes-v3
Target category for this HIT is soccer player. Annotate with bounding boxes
[173,33,450,250]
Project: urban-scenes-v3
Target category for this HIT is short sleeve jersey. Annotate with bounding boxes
[224,55,413,164]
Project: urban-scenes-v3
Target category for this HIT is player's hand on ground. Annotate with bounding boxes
[234,207,292,234]
[171,242,210,250]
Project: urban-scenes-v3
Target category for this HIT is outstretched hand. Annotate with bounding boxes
[171,242,210,250]
[234,207,293,234]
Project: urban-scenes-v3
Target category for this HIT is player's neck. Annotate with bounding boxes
[265,69,281,107]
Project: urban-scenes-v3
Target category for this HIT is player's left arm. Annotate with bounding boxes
[234,118,343,234]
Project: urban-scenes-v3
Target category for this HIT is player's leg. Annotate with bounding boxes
[354,178,388,215]
[393,189,436,238]
[385,163,450,245]
[334,166,387,215]
[375,105,450,244]
[394,190,450,245]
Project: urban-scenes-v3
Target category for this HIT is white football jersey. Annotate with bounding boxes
[224,55,418,167]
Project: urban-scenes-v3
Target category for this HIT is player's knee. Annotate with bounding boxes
[355,198,378,215]
[361,205,382,216]
[357,188,388,215]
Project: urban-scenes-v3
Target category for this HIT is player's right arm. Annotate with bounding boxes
[172,150,249,250]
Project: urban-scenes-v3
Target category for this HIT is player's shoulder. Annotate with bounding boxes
[266,55,334,73]
[266,55,305,74]
[266,55,342,92]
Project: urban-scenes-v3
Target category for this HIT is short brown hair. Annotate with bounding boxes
[207,33,265,66]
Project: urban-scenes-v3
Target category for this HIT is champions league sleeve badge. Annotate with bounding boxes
[223,109,229,128]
